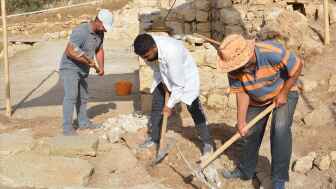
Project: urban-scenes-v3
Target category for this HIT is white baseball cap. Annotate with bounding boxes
[97,9,113,32]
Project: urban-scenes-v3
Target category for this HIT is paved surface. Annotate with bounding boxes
[0,38,139,119]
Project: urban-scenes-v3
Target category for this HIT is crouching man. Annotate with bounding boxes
[218,34,303,189]
[133,33,214,154]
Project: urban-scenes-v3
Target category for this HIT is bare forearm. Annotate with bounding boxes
[237,91,250,125]
[65,43,91,65]
[281,60,303,94]
[96,48,104,70]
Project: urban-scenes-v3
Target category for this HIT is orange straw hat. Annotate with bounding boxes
[217,34,255,73]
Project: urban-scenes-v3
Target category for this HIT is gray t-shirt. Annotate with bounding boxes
[59,22,104,75]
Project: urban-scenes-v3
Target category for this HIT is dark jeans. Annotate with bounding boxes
[149,84,212,146]
[238,91,299,182]
[60,70,89,132]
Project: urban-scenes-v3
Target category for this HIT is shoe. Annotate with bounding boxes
[273,180,285,189]
[223,168,250,180]
[202,143,214,155]
[139,136,157,149]
[78,122,103,130]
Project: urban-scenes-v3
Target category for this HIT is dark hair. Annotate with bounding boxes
[133,33,156,56]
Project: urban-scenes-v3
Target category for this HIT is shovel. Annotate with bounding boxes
[179,103,276,188]
[152,92,176,165]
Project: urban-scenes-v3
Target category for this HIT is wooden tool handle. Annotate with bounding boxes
[82,54,100,72]
[200,103,275,169]
[159,92,170,149]
[194,33,221,46]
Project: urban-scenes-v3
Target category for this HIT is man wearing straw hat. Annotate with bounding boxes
[59,9,113,135]
[133,33,214,155]
[218,34,303,189]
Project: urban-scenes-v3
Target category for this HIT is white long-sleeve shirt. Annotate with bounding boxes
[147,35,200,108]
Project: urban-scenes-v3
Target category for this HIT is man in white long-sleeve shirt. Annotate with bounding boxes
[133,33,213,154]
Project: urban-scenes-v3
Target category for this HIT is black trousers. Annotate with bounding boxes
[149,84,213,146]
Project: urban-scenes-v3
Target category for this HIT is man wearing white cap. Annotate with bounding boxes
[59,9,113,135]
[217,34,303,189]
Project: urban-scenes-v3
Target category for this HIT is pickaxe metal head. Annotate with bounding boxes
[151,137,176,166]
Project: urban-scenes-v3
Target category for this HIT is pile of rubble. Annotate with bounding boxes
[293,151,336,173]
[0,113,170,189]
[101,112,149,143]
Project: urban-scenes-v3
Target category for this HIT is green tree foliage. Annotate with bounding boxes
[6,0,68,14]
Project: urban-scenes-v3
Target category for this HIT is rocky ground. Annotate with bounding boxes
[0,0,335,189]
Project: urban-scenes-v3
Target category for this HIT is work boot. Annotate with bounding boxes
[202,143,214,155]
[139,136,157,149]
[78,121,103,130]
[223,168,250,180]
[273,180,285,189]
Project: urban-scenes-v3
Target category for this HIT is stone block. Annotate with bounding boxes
[220,8,242,25]
[0,153,94,188]
[37,135,99,157]
[0,129,34,156]
[196,10,209,22]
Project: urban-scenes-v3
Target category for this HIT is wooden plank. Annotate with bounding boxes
[1,0,12,117]
[324,0,330,45]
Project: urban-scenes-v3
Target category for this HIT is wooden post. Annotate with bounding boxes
[324,0,330,45]
[1,0,11,117]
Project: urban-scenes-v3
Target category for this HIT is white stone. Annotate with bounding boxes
[0,153,93,188]
[293,152,317,173]
[36,135,99,157]
[106,126,126,143]
[0,129,35,156]
[103,113,149,133]
[314,154,331,171]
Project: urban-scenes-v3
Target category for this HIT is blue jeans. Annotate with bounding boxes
[60,70,89,132]
[238,91,299,182]
[149,83,212,145]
